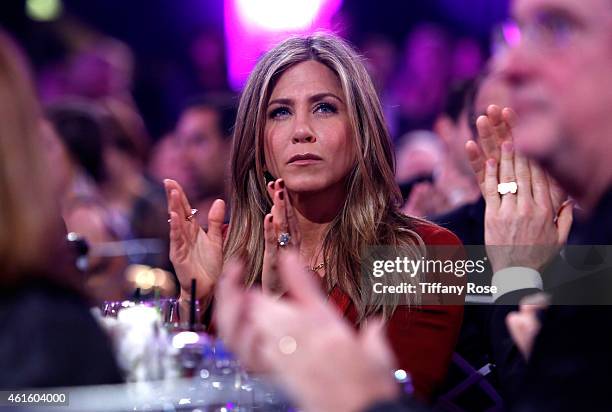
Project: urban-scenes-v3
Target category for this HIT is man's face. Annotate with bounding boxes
[497,0,612,193]
[176,108,229,198]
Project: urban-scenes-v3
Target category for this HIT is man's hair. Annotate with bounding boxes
[181,93,238,140]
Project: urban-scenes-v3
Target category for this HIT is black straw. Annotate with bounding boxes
[189,279,196,331]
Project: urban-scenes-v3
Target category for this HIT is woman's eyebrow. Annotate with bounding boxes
[309,92,344,104]
[268,92,344,107]
[268,98,293,107]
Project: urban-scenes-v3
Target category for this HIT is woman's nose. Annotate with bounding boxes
[291,115,316,144]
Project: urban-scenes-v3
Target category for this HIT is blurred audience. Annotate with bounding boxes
[45,100,129,302]
[98,98,170,271]
[389,24,452,134]
[0,30,122,388]
[433,68,511,245]
[148,132,191,185]
[395,130,449,218]
[173,93,237,226]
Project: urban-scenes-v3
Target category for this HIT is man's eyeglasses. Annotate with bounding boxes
[492,11,580,55]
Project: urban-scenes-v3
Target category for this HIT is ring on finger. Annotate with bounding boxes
[186,208,199,222]
[277,232,291,247]
[498,181,518,195]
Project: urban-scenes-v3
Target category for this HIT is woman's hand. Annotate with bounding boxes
[164,179,225,301]
[483,143,573,273]
[262,178,303,296]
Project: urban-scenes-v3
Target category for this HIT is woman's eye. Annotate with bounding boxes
[269,107,291,119]
[314,102,337,115]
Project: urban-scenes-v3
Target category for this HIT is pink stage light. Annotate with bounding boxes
[225,0,343,90]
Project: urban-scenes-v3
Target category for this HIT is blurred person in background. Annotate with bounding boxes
[389,24,452,134]
[395,130,450,218]
[65,38,134,105]
[433,69,512,245]
[361,34,398,137]
[45,101,130,302]
[189,30,230,92]
[173,93,237,226]
[0,30,122,388]
[432,79,481,211]
[99,98,171,272]
[449,38,485,83]
[148,132,192,186]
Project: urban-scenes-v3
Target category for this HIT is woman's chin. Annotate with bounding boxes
[282,176,331,194]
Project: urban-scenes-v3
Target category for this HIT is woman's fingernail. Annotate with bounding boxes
[278,179,285,189]
[279,190,284,200]
[487,159,496,169]
[503,142,514,152]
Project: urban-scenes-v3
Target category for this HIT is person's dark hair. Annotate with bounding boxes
[101,99,151,165]
[46,100,107,183]
[465,69,491,140]
[181,93,238,139]
[442,79,477,124]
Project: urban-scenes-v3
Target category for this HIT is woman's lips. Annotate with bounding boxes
[287,153,323,165]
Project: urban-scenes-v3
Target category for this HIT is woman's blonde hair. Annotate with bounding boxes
[0,31,60,283]
[225,33,425,320]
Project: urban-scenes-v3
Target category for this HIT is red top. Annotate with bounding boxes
[325,221,464,402]
[216,221,464,402]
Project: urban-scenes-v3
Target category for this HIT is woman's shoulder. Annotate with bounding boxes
[410,218,463,246]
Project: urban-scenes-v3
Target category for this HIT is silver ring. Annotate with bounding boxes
[186,208,199,221]
[497,182,518,195]
[277,232,291,247]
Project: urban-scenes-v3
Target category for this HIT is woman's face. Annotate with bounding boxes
[264,60,355,194]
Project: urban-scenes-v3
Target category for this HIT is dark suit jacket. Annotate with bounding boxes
[367,190,612,412]
[0,277,123,388]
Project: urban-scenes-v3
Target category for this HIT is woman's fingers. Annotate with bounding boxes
[164,179,191,217]
[169,190,192,237]
[264,213,277,252]
[168,210,182,255]
[272,180,289,238]
[266,181,275,202]
[263,213,279,291]
[207,199,226,246]
[283,184,301,245]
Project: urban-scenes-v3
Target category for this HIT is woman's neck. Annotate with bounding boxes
[289,182,346,266]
